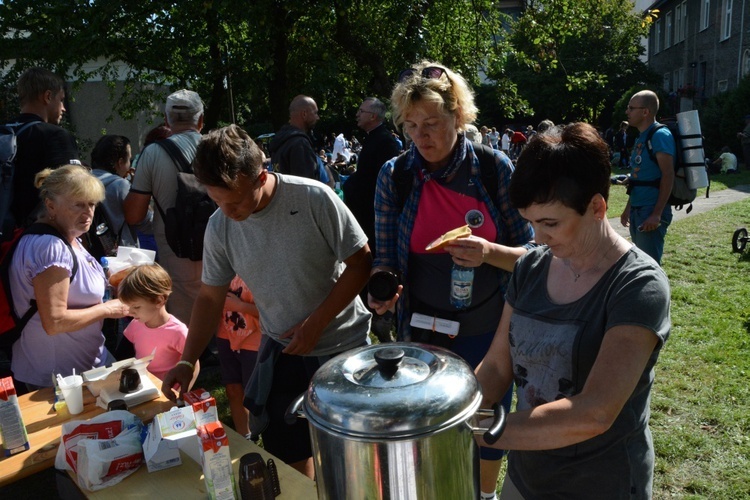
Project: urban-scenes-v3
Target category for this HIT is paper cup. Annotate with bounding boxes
[60,375,84,415]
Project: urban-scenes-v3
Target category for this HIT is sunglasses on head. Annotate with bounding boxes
[398,66,447,83]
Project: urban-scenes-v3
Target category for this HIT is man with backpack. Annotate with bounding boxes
[123,90,205,327]
[1,67,81,240]
[620,90,675,265]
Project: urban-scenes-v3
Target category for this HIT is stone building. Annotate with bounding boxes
[645,0,749,112]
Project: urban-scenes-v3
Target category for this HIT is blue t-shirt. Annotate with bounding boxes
[629,123,675,207]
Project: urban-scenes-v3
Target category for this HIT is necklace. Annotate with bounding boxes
[563,237,620,282]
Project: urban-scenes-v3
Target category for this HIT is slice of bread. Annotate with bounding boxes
[425,225,472,251]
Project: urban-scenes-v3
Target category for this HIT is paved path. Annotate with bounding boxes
[609,184,750,239]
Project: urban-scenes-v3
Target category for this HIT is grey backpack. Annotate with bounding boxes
[0,121,40,240]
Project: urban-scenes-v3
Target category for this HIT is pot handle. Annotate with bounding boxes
[284,392,307,425]
[471,403,507,445]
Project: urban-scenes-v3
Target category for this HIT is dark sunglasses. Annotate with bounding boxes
[397,66,447,83]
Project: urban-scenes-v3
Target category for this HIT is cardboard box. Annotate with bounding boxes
[182,388,218,427]
[197,422,237,500]
[142,406,197,472]
[0,377,29,456]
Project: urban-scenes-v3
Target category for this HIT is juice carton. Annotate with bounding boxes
[183,388,218,427]
[0,377,30,456]
[142,405,196,472]
[197,421,237,500]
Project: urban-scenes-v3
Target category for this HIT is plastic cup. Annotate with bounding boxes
[59,375,84,415]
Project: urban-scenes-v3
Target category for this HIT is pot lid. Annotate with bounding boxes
[304,343,482,439]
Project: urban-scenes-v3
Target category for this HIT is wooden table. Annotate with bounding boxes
[0,377,173,487]
[0,377,317,499]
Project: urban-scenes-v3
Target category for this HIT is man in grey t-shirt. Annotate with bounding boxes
[161,124,371,478]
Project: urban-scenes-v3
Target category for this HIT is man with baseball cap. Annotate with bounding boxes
[124,89,205,326]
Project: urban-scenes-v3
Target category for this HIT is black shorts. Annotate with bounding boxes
[216,337,258,389]
[261,352,327,464]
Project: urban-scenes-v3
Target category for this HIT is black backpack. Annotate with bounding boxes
[153,139,217,261]
[0,121,41,241]
[392,143,499,211]
[82,204,121,261]
[628,120,708,213]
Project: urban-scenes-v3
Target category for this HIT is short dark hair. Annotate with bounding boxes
[193,124,264,189]
[17,67,66,106]
[91,135,131,173]
[509,122,611,215]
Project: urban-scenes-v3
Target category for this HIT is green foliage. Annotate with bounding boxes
[505,0,659,125]
[0,0,524,133]
[686,74,750,160]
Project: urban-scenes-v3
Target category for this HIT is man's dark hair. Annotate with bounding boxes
[193,124,264,189]
[91,135,130,173]
[17,67,66,106]
[510,122,611,215]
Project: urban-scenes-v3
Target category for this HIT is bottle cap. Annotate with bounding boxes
[100,257,109,267]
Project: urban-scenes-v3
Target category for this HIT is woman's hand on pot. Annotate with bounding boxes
[446,236,489,267]
[367,285,402,315]
[102,299,129,319]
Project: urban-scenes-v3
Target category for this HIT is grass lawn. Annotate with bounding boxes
[198,168,750,498]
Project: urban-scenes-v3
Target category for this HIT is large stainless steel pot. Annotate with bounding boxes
[286,343,506,500]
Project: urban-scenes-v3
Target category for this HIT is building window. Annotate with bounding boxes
[674,68,685,92]
[744,49,750,78]
[666,11,673,48]
[700,0,710,31]
[655,19,662,53]
[717,79,728,92]
[720,0,733,41]
[664,73,671,91]
[675,1,687,42]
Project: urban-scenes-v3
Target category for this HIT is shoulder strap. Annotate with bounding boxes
[392,145,499,212]
[23,223,79,279]
[2,223,78,333]
[155,138,192,173]
[645,124,667,164]
[3,120,41,135]
[474,144,498,201]
[392,152,412,211]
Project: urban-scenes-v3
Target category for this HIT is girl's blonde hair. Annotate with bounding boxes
[117,264,173,304]
[390,60,478,134]
[35,164,105,204]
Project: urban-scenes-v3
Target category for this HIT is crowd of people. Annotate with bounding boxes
[2,64,678,498]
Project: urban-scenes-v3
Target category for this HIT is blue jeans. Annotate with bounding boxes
[629,205,672,265]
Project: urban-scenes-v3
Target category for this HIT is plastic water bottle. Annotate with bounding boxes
[450,264,474,309]
[100,257,111,301]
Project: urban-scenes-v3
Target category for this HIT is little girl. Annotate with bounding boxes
[218,275,261,439]
[118,263,199,383]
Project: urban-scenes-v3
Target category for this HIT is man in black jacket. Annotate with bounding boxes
[8,67,81,231]
[268,95,320,179]
[344,98,401,342]
[344,97,400,259]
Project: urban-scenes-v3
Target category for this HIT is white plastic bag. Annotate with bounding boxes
[55,410,144,491]
[76,425,144,491]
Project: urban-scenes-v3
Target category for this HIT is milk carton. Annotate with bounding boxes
[0,377,29,456]
[183,388,218,427]
[142,406,196,472]
[197,422,237,500]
